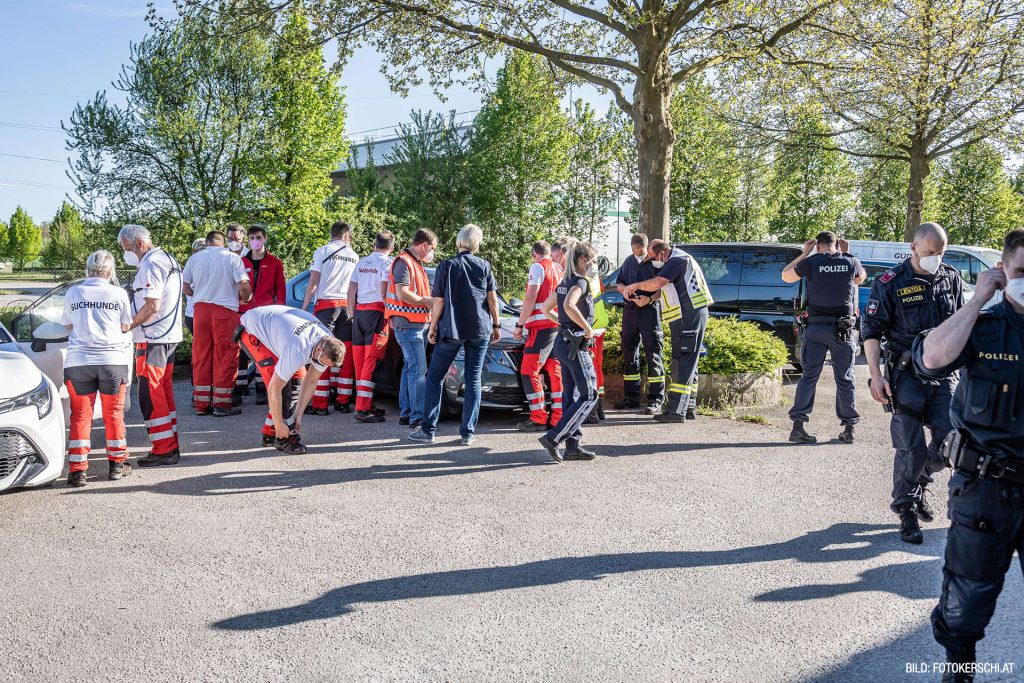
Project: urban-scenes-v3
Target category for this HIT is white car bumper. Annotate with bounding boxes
[0,380,66,491]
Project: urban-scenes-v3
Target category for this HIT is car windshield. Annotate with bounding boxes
[10,281,77,343]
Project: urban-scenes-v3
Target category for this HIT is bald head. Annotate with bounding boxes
[913,222,948,252]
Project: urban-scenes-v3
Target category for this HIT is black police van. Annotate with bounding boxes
[603,243,804,361]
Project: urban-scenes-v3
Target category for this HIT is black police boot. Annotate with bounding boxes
[613,398,640,410]
[653,411,684,423]
[564,444,596,461]
[108,460,132,481]
[399,416,410,426]
[941,667,975,683]
[67,471,87,488]
[354,411,385,423]
[915,491,935,523]
[838,424,855,444]
[685,407,697,420]
[262,434,276,446]
[370,406,386,417]
[275,434,307,455]
[788,422,817,444]
[596,399,605,421]
[538,435,563,462]
[305,405,329,417]
[137,449,181,468]
[896,504,924,544]
[518,419,547,432]
[334,403,351,414]
[213,406,242,417]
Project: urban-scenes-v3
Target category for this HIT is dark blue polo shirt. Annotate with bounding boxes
[795,252,864,317]
[616,254,659,309]
[432,251,497,341]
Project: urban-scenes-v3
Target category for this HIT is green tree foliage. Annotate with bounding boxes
[8,207,42,269]
[467,53,571,283]
[250,4,348,271]
[0,220,8,259]
[668,78,740,242]
[854,156,910,242]
[554,101,621,245]
[42,202,88,269]
[768,111,854,242]
[935,142,1024,248]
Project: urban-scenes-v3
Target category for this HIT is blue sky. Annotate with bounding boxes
[0,1,607,224]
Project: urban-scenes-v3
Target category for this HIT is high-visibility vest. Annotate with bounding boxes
[385,251,431,323]
[524,257,559,330]
[589,275,609,331]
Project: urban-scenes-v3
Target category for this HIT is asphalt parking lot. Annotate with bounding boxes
[2,371,1022,682]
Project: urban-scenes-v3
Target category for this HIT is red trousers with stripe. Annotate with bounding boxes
[136,343,179,455]
[352,305,385,412]
[239,331,304,437]
[313,305,354,410]
[520,326,563,426]
[65,372,128,473]
[192,302,241,410]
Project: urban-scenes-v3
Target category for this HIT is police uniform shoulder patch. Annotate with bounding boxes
[878,270,896,284]
[866,299,879,316]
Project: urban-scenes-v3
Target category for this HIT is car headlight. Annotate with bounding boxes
[488,349,515,369]
[0,378,53,419]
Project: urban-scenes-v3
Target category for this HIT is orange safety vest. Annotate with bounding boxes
[524,257,559,330]
[385,251,432,323]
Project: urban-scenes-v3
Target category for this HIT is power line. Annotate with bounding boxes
[0,121,63,132]
[0,176,72,191]
[0,152,65,163]
[0,89,87,99]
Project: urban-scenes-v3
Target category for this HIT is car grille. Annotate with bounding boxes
[0,430,36,480]
[457,384,525,404]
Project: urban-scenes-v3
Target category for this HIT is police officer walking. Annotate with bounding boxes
[861,222,966,544]
[614,234,664,414]
[915,229,1024,683]
[782,231,866,444]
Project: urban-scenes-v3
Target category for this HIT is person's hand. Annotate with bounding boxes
[803,238,816,255]
[837,238,850,254]
[428,326,438,344]
[274,420,290,439]
[583,326,594,339]
[490,327,501,343]
[869,375,892,405]
[294,414,302,435]
[513,326,523,341]
[623,283,639,297]
[974,267,1007,304]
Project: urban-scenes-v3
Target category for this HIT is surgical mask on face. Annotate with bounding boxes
[424,249,436,263]
[123,250,140,267]
[1005,277,1024,306]
[652,260,665,269]
[227,240,243,253]
[249,238,265,252]
[586,264,598,278]
[918,254,942,274]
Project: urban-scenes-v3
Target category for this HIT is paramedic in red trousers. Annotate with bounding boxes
[513,240,563,431]
[237,224,286,405]
[237,305,347,454]
[347,231,394,423]
[183,230,251,417]
[119,224,185,466]
[63,250,133,487]
[302,221,359,415]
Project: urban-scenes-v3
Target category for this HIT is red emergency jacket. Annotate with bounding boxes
[239,251,286,312]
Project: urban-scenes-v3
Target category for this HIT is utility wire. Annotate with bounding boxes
[0,176,72,190]
[0,121,63,132]
[0,152,65,163]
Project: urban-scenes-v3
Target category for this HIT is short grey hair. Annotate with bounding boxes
[456,224,483,253]
[914,222,948,247]
[118,224,151,247]
[191,238,206,253]
[86,250,116,278]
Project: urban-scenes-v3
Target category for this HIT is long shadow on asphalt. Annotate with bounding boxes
[211,522,940,631]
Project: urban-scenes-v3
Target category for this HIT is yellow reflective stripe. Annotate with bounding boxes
[623,374,642,381]
[647,375,665,382]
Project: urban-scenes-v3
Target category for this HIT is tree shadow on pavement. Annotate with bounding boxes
[212,522,941,631]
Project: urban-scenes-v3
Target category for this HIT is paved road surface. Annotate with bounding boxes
[2,372,1022,682]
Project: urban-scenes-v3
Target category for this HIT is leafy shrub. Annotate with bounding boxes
[699,317,787,376]
[0,305,24,329]
[175,326,193,365]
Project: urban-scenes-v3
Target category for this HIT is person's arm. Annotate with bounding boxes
[540,291,558,324]
[861,278,895,404]
[183,282,194,297]
[274,259,286,305]
[782,239,817,284]
[563,284,594,338]
[347,281,357,319]
[266,374,290,438]
[515,284,540,338]
[487,290,501,343]
[293,367,323,433]
[130,298,159,330]
[853,257,867,286]
[396,282,433,307]
[301,271,320,312]
[921,268,1006,370]
[237,279,252,305]
[428,297,445,344]
[863,339,890,404]
[624,275,670,298]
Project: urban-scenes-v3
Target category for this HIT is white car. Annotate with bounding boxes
[0,281,134,492]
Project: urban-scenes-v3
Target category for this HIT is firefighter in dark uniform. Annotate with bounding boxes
[614,234,664,414]
[914,228,1024,683]
[861,222,966,545]
[782,231,866,444]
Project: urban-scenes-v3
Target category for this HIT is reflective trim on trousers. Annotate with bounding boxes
[68,453,89,463]
[149,429,175,442]
[68,439,91,449]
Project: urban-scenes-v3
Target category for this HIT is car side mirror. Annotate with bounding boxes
[31,321,69,352]
[509,298,524,309]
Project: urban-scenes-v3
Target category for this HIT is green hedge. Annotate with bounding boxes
[601,308,787,377]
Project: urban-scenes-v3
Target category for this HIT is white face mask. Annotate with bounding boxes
[227,240,243,253]
[1005,278,1024,306]
[123,250,140,267]
[652,260,665,269]
[586,264,598,278]
[424,249,436,263]
[918,254,942,274]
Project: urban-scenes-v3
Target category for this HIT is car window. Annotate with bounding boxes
[290,272,310,304]
[689,250,741,285]
[861,264,890,287]
[11,282,75,342]
[740,251,793,286]
[944,251,976,284]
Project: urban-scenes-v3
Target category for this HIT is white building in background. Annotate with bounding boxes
[332,124,636,273]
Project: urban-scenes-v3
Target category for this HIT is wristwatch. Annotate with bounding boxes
[514,323,523,328]
[493,323,502,329]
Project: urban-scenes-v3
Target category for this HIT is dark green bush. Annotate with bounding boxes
[175,326,193,365]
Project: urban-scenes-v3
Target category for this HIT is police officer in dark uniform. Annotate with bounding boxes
[914,229,1024,683]
[782,231,866,444]
[614,234,665,414]
[861,222,966,545]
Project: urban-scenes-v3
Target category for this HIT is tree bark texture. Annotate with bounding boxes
[904,143,930,241]
[633,54,675,243]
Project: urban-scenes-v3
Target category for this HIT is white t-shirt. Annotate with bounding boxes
[240,305,329,382]
[310,241,359,301]
[527,262,545,287]
[182,247,249,312]
[353,252,392,305]
[63,278,133,367]
[131,248,184,343]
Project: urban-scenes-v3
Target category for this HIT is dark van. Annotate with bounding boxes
[603,243,805,360]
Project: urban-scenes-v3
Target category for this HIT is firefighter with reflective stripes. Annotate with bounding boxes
[302,221,359,415]
[237,306,346,454]
[62,250,133,487]
[624,239,713,423]
[120,224,184,466]
[348,231,394,423]
[615,234,664,413]
[514,241,563,432]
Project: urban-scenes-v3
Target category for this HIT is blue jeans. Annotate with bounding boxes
[422,337,489,439]
[395,326,428,422]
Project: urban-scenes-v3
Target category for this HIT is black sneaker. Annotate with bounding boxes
[262,434,276,446]
[685,407,697,420]
[518,419,547,432]
[538,435,562,462]
[409,420,422,430]
[137,449,181,467]
[334,403,352,414]
[613,398,641,410]
[564,446,596,461]
[196,407,213,416]
[897,504,924,544]
[584,408,600,424]
[67,471,87,487]
[213,406,242,417]
[108,460,132,481]
[399,416,410,426]
[915,493,936,523]
[275,434,307,455]
[838,425,855,444]
[596,400,605,421]
[355,411,385,423]
[788,422,817,444]
[305,405,329,416]
[370,407,386,417]
[653,411,684,423]
[645,402,662,415]
[255,391,267,406]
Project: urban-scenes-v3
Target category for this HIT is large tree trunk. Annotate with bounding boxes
[904,143,930,241]
[634,61,674,243]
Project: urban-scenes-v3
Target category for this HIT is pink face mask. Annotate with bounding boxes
[249,238,265,252]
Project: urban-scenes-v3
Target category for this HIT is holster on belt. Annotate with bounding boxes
[560,327,590,362]
[944,428,1024,490]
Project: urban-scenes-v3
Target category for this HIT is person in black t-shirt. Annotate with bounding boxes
[781,231,866,445]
